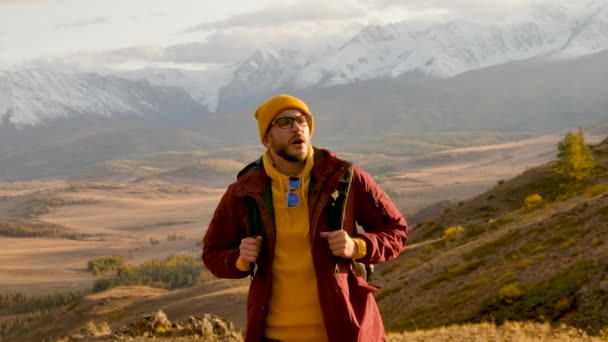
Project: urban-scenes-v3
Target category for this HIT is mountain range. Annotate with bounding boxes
[2,2,608,126]
[133,1,608,112]
[1,2,608,181]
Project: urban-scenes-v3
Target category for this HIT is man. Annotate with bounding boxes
[202,94,408,342]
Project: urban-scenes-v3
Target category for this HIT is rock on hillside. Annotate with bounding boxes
[3,284,247,342]
[46,310,242,341]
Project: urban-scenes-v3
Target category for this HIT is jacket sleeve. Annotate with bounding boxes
[202,184,250,279]
[350,166,408,264]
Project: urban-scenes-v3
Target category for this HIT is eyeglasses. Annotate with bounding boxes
[286,176,301,208]
[270,115,311,130]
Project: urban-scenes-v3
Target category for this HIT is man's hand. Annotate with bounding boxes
[319,230,358,258]
[239,236,263,263]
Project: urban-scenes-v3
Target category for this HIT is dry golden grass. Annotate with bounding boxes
[84,320,111,336]
[388,321,606,341]
[86,286,169,315]
[0,183,224,295]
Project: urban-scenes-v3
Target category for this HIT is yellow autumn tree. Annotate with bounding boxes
[553,127,596,182]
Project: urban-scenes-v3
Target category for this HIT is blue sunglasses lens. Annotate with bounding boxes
[287,192,299,208]
[288,177,301,190]
[287,177,301,208]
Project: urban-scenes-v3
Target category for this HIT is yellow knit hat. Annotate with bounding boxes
[254,94,314,144]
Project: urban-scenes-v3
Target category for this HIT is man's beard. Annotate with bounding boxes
[273,142,308,163]
[277,149,301,162]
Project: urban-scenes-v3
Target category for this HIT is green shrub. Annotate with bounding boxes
[588,184,607,197]
[523,193,543,211]
[462,276,492,291]
[497,283,524,302]
[444,225,465,242]
[473,260,595,326]
[415,222,445,242]
[0,221,58,237]
[448,260,485,277]
[87,256,125,275]
[498,271,515,282]
[464,223,486,239]
[0,292,82,315]
[92,254,202,292]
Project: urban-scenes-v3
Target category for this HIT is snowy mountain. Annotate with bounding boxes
[2,2,608,127]
[205,2,608,107]
[284,2,608,88]
[118,65,235,112]
[0,69,208,128]
[216,48,313,112]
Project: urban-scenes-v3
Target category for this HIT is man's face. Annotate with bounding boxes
[263,109,311,163]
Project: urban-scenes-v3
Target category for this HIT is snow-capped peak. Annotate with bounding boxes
[0,69,205,127]
[280,4,608,89]
[4,2,608,118]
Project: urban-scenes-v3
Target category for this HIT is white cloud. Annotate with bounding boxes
[0,0,54,6]
[56,16,107,29]
[365,0,593,23]
[23,21,355,71]
[96,37,252,65]
[16,0,367,69]
[185,1,365,32]
[1,0,595,70]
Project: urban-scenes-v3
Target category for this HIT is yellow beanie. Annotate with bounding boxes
[254,94,314,144]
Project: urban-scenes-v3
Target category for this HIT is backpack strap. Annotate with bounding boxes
[327,163,375,283]
[246,196,261,237]
[328,162,353,231]
[244,181,273,282]
[245,196,260,281]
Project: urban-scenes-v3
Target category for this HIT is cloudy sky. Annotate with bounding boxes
[0,0,582,71]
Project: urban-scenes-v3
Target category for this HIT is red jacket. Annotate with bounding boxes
[203,148,408,341]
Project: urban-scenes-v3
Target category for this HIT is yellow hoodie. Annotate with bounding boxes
[261,147,327,341]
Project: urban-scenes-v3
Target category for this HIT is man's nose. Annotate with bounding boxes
[291,120,306,132]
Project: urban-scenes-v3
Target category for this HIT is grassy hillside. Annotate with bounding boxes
[130,159,245,188]
[3,137,607,341]
[74,146,263,183]
[375,136,608,335]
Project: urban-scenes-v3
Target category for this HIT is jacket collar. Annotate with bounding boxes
[234,147,346,197]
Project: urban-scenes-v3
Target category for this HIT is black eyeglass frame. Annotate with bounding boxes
[269,115,312,131]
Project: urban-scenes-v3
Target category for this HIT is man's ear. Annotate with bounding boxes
[262,134,271,149]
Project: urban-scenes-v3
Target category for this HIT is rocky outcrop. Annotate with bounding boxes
[47,310,243,341]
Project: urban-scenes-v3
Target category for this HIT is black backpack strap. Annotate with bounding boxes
[327,162,375,283]
[328,162,354,231]
[245,196,262,281]
[246,196,261,237]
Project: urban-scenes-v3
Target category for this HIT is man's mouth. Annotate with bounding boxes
[291,137,305,145]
